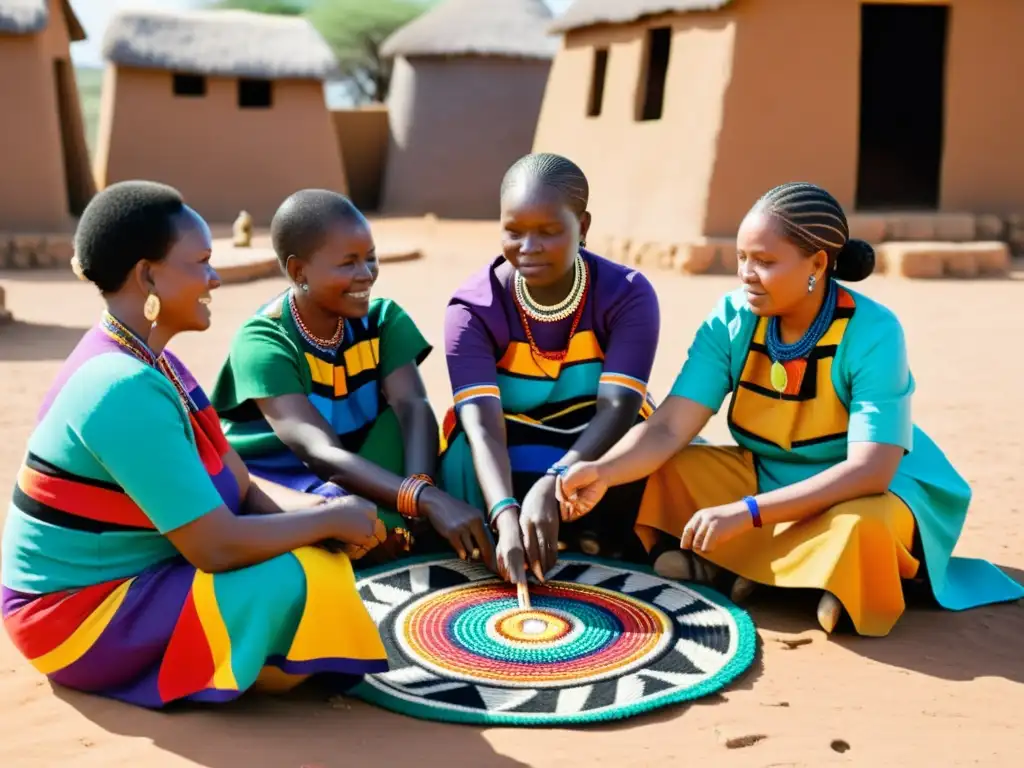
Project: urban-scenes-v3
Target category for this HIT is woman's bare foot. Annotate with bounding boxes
[653,550,720,584]
[817,591,843,633]
[729,577,758,605]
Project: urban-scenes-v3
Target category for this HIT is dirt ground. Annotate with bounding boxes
[1,219,1021,767]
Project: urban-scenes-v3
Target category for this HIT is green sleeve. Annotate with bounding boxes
[377,299,433,378]
[75,363,224,534]
[668,292,739,413]
[225,318,307,402]
[845,312,915,451]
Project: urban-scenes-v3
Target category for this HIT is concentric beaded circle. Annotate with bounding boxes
[350,556,758,726]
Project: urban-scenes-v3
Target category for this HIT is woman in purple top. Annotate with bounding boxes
[438,153,661,584]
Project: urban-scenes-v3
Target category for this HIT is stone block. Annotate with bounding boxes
[932,214,976,242]
[42,236,74,269]
[878,241,1010,279]
[1006,214,1024,256]
[975,214,1005,241]
[878,243,946,279]
[676,242,718,275]
[847,214,888,244]
[629,241,658,267]
[0,284,10,325]
[886,214,937,241]
[971,242,1012,276]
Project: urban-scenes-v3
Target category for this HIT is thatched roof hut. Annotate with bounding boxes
[380,0,557,218]
[94,8,346,225]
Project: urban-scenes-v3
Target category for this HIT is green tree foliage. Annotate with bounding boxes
[204,0,433,103]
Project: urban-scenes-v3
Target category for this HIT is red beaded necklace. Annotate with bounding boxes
[512,277,590,363]
[288,291,343,351]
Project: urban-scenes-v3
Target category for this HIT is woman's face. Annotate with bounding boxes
[292,219,378,319]
[145,207,219,332]
[500,181,589,289]
[735,210,827,317]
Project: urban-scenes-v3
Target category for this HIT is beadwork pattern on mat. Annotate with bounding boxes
[349,555,757,725]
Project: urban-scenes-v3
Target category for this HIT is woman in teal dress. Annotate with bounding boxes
[2,182,388,708]
[559,182,1024,636]
[209,189,494,568]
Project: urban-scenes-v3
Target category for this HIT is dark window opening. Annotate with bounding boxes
[856,4,948,210]
[638,26,671,121]
[587,48,609,117]
[172,73,206,97]
[238,79,273,109]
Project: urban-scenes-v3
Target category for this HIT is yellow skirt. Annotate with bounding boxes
[633,445,921,637]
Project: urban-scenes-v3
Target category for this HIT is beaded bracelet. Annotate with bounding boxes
[488,496,520,530]
[742,495,763,528]
[397,474,434,518]
[545,464,569,478]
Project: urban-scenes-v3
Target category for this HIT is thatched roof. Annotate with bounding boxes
[551,0,732,33]
[0,0,86,42]
[381,0,557,60]
[102,9,337,80]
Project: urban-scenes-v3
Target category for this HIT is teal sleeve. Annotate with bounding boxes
[226,319,306,402]
[378,299,433,378]
[668,294,736,413]
[846,314,915,450]
[76,367,224,534]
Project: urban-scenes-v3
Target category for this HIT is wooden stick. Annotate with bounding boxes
[517,581,531,611]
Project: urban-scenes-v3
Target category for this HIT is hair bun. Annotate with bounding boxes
[833,237,875,282]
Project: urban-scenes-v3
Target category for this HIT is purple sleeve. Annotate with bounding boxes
[598,270,660,399]
[444,302,501,407]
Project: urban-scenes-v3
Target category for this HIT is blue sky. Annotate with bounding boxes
[71,0,574,68]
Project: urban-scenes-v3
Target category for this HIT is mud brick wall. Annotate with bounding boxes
[0,233,75,270]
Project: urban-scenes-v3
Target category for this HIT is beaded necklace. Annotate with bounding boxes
[288,291,344,353]
[764,277,838,393]
[512,262,590,364]
[100,312,197,413]
[514,255,586,323]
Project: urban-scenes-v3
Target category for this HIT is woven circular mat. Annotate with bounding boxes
[349,555,757,726]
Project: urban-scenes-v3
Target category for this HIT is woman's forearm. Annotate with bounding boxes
[556,397,641,468]
[595,397,713,487]
[245,476,326,514]
[466,429,516,520]
[392,397,440,479]
[752,448,901,526]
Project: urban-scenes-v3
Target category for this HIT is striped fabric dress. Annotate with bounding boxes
[439,251,660,559]
[209,293,432,535]
[1,324,387,707]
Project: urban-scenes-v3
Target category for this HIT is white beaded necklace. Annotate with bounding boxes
[514,255,587,323]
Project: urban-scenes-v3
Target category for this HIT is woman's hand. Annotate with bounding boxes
[420,488,496,570]
[680,503,753,553]
[520,477,560,579]
[493,510,527,583]
[556,461,608,522]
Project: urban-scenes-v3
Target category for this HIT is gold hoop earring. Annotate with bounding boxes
[143,293,161,323]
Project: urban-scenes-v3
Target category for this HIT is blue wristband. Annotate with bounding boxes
[546,464,569,477]
[742,495,763,528]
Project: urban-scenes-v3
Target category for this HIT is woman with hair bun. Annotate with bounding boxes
[559,182,1024,636]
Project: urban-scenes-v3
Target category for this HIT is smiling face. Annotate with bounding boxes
[142,206,219,332]
[500,181,590,290]
[735,209,828,317]
[290,218,378,319]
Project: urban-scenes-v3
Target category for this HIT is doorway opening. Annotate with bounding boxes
[856,4,948,210]
[53,58,94,217]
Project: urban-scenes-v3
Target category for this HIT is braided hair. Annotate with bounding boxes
[752,182,875,282]
[500,152,589,216]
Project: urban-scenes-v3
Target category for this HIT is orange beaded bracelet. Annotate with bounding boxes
[397,474,434,518]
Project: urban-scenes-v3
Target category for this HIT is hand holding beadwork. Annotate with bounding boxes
[520,477,560,579]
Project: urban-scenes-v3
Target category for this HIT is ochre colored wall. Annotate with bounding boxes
[0,0,88,232]
[332,106,389,212]
[382,55,551,219]
[95,68,346,225]
[534,0,1024,244]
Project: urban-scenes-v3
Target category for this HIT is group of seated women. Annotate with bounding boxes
[2,153,1021,710]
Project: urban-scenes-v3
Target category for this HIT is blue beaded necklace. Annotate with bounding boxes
[765,277,838,393]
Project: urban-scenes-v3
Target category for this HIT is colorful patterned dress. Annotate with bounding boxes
[1,322,387,708]
[439,251,659,558]
[209,293,432,534]
[635,285,1024,636]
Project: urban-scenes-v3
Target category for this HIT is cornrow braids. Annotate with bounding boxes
[500,152,590,216]
[753,182,876,282]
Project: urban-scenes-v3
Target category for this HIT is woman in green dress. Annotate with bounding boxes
[210,189,494,567]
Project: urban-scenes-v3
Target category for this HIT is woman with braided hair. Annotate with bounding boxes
[439,153,661,585]
[559,181,1024,636]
